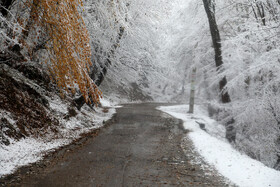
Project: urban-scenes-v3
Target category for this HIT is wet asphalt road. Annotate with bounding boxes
[16,103,229,187]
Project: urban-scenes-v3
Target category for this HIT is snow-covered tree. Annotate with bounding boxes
[202,0,231,103]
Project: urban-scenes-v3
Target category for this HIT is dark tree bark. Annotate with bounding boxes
[202,0,231,103]
[251,5,259,22]
[256,2,266,26]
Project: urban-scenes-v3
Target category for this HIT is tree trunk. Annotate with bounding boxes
[256,3,266,26]
[94,26,125,86]
[75,26,125,109]
[202,0,231,103]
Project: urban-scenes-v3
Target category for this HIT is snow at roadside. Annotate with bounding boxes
[100,97,122,108]
[158,105,280,187]
[0,138,69,177]
[0,98,117,177]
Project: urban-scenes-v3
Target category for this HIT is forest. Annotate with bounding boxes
[0,0,280,185]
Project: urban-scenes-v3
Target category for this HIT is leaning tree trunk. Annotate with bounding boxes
[202,0,231,103]
[74,26,125,109]
[94,26,125,86]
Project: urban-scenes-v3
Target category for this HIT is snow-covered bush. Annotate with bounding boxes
[215,0,280,169]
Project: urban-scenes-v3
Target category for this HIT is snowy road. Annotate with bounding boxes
[2,103,229,186]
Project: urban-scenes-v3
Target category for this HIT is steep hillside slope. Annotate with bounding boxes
[0,60,115,176]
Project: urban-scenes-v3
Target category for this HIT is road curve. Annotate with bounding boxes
[14,103,229,186]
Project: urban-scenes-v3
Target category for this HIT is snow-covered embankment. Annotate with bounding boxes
[158,105,280,187]
[0,98,118,177]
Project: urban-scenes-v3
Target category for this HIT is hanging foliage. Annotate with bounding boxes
[20,0,102,103]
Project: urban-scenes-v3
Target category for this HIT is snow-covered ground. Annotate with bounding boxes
[0,98,118,177]
[158,105,280,187]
